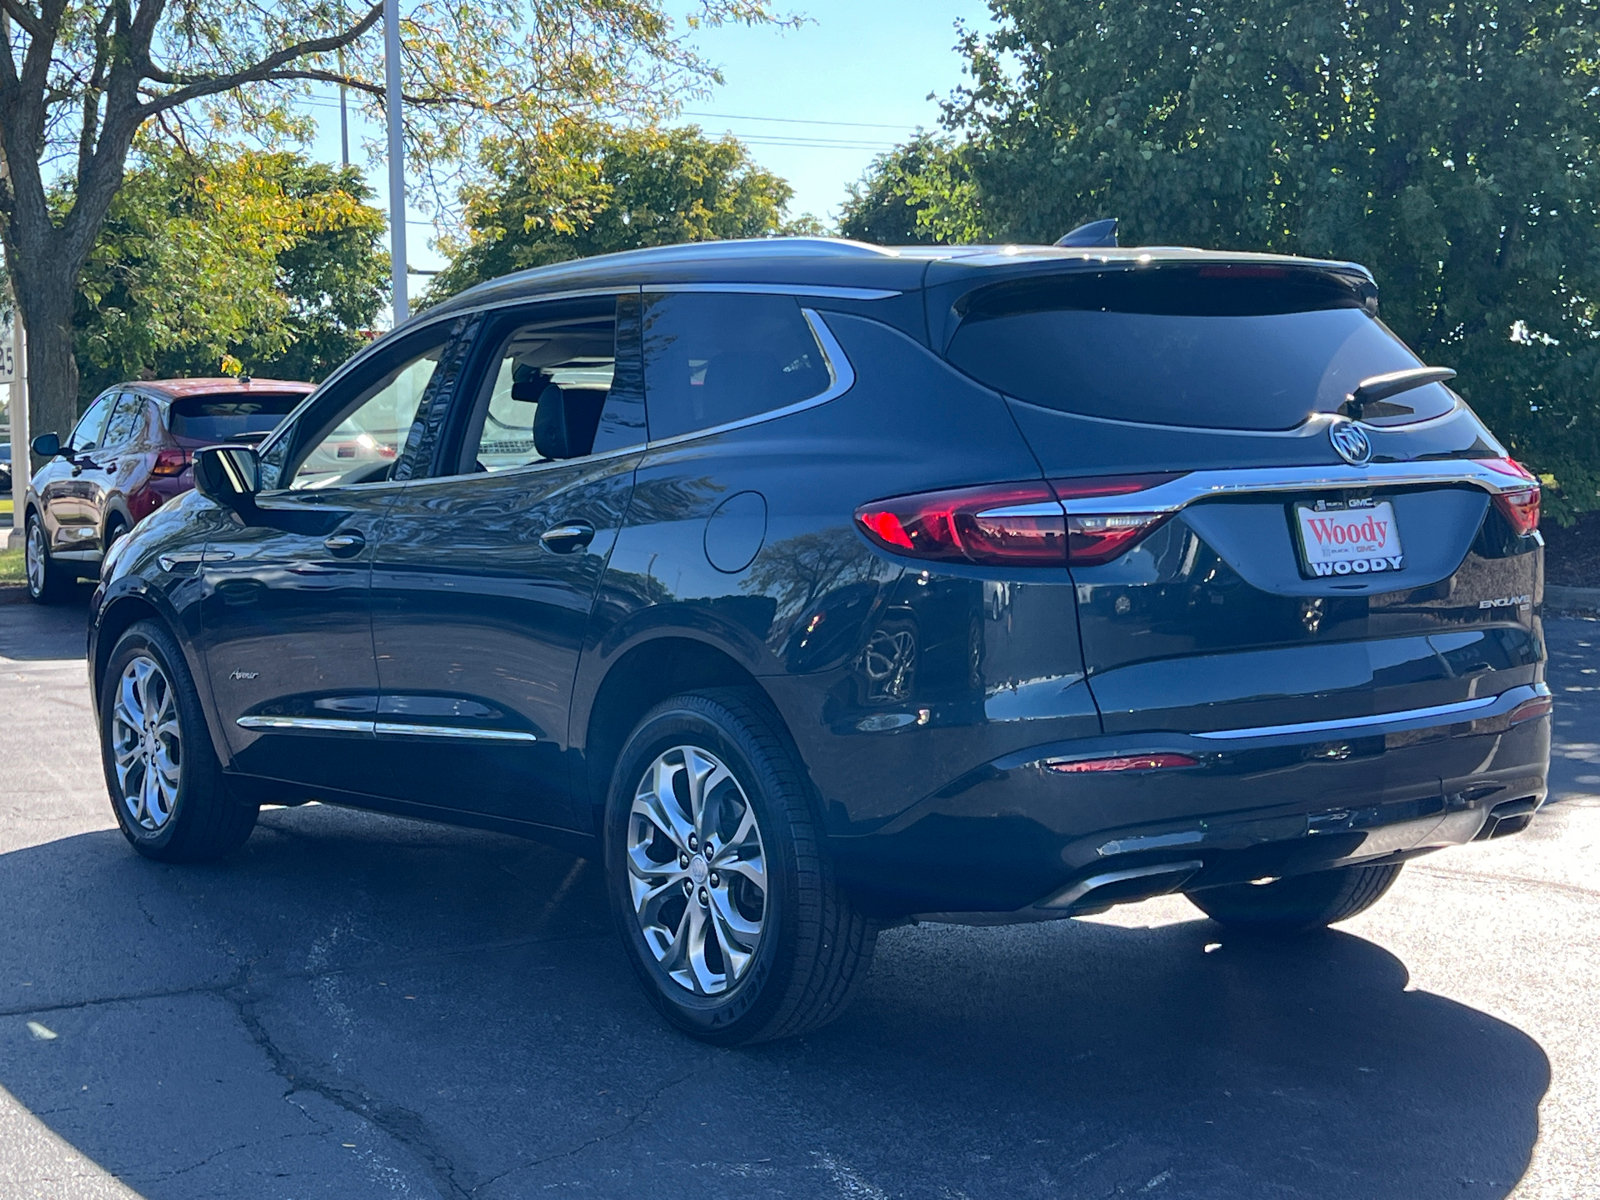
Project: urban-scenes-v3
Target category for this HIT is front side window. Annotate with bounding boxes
[284,337,447,490]
[640,292,833,441]
[70,393,118,451]
[101,394,148,449]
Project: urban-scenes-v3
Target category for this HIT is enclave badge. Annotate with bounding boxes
[1328,418,1372,467]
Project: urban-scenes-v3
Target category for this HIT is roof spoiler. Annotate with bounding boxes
[1055,218,1119,248]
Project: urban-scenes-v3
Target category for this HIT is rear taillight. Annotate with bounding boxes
[1507,694,1552,725]
[1492,487,1540,537]
[855,482,1065,565]
[1052,474,1186,566]
[151,448,190,477]
[1482,457,1540,537]
[855,474,1186,568]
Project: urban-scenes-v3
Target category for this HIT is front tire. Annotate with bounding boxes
[99,620,258,862]
[604,689,877,1044]
[25,512,75,604]
[1188,863,1404,935]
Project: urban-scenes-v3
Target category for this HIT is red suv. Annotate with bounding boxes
[23,377,313,602]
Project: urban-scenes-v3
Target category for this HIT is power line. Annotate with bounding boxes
[682,110,920,132]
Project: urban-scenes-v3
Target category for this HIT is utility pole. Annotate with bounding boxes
[338,46,350,168]
[384,0,408,325]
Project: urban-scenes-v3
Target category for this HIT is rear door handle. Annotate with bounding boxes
[539,522,596,552]
[324,530,366,556]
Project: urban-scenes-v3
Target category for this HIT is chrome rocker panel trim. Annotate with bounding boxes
[236,715,536,742]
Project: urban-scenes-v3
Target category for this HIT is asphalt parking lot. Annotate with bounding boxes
[0,588,1595,1200]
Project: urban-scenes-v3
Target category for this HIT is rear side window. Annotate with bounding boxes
[641,292,833,440]
[168,394,304,441]
[945,267,1455,431]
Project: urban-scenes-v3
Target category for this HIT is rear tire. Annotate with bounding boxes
[604,688,877,1044]
[99,620,258,862]
[25,512,75,604]
[1188,863,1403,935]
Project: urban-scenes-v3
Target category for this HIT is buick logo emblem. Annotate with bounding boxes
[1328,419,1372,467]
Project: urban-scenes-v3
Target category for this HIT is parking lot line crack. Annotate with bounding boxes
[1412,864,1600,900]
[225,985,474,1200]
[468,1064,709,1194]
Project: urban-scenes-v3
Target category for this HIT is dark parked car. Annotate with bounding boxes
[87,238,1550,1044]
[1,442,12,493]
[23,378,313,601]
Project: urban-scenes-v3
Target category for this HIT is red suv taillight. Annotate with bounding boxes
[855,474,1187,567]
[151,448,190,477]
[1482,457,1540,537]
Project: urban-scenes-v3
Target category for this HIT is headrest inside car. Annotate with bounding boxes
[532,384,605,460]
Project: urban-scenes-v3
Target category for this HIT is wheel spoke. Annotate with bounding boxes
[632,758,693,854]
[111,655,181,832]
[707,892,756,979]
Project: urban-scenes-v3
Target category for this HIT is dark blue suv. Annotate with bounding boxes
[88,238,1551,1043]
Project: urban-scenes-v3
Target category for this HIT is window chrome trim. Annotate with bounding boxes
[1191,694,1501,742]
[374,721,537,743]
[640,281,900,301]
[639,308,857,453]
[236,715,375,734]
[978,458,1538,521]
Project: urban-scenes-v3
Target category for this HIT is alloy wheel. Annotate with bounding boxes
[110,655,183,831]
[626,745,768,996]
[25,519,46,597]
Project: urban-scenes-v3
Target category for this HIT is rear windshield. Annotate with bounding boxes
[168,394,304,441]
[944,266,1455,431]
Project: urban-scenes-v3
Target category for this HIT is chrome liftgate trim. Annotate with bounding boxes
[980,458,1540,520]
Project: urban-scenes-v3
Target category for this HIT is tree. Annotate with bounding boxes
[0,0,785,461]
[838,132,982,246]
[73,146,387,397]
[429,124,812,299]
[940,0,1600,517]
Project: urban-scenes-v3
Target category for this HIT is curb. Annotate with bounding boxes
[1546,584,1600,614]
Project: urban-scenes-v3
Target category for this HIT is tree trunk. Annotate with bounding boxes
[9,251,81,477]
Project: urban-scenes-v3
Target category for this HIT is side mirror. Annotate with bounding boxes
[193,444,262,510]
[31,432,62,458]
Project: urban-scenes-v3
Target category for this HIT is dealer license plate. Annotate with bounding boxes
[1293,498,1405,579]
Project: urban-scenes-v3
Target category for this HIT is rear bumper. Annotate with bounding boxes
[829,684,1551,921]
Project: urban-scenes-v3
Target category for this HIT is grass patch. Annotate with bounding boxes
[0,548,23,584]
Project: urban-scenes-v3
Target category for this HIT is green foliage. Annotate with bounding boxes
[74,147,387,395]
[928,0,1600,518]
[430,124,809,300]
[838,133,984,245]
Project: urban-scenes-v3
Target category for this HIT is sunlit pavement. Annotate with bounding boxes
[0,587,1595,1200]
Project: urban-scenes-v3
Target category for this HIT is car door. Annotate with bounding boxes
[37,391,117,557]
[92,392,149,539]
[367,294,648,831]
[196,319,474,799]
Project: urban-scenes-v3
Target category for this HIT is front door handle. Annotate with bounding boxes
[324,530,366,556]
[539,522,596,552]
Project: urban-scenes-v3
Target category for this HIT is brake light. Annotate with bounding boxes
[855,482,1065,565]
[151,448,189,477]
[1492,487,1540,537]
[1045,753,1199,773]
[1507,694,1552,725]
[1052,473,1187,566]
[856,474,1187,567]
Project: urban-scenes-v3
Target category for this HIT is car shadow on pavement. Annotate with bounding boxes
[0,583,93,662]
[0,801,1549,1200]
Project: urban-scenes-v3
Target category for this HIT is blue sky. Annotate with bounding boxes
[298,1,994,291]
